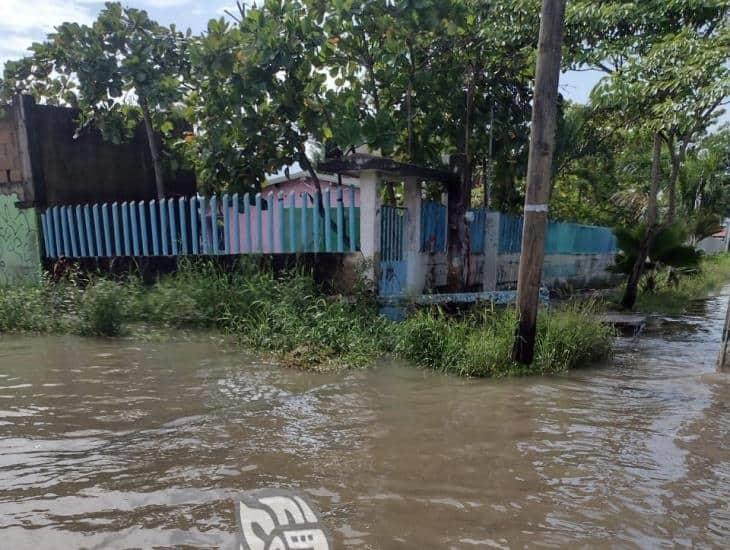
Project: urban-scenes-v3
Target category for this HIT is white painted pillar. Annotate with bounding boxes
[403,177,425,295]
[483,211,500,291]
[359,170,381,278]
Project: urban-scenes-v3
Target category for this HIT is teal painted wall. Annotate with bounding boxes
[0,194,41,284]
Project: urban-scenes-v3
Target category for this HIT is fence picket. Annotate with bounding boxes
[313,191,321,252]
[130,202,140,256]
[190,196,199,255]
[150,200,160,255]
[255,193,263,253]
[349,186,356,251]
[83,205,94,256]
[40,213,51,258]
[267,192,274,254]
[168,198,178,255]
[210,195,219,254]
[277,192,285,253]
[179,197,188,255]
[222,194,230,254]
[300,192,308,252]
[52,207,62,257]
[92,205,102,257]
[336,187,344,252]
[121,202,131,256]
[138,202,149,256]
[101,204,111,256]
[243,193,252,253]
[159,199,169,255]
[74,205,86,257]
[232,193,240,254]
[200,196,209,254]
[288,192,296,252]
[324,189,332,252]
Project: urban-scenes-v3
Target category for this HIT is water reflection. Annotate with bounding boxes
[0,290,728,548]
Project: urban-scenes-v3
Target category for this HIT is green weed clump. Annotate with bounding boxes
[0,259,614,376]
[633,253,730,314]
[395,302,614,377]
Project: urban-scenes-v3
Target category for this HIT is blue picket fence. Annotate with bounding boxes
[40,187,360,259]
[498,213,617,255]
[420,201,487,253]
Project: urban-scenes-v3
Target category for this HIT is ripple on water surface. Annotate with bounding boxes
[0,291,729,548]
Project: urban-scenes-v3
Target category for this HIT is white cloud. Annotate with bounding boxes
[0,1,95,68]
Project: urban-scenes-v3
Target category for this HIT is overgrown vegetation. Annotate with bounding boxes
[631,253,730,314]
[0,260,613,376]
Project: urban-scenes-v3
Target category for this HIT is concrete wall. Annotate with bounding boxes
[0,193,41,284]
[697,236,728,255]
[26,102,195,206]
[0,102,42,283]
[495,252,616,290]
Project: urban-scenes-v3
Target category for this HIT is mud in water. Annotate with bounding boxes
[1,291,729,548]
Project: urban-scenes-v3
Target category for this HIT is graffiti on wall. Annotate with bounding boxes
[0,193,41,284]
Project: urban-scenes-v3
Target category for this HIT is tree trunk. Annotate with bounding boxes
[621,133,662,310]
[446,155,472,291]
[139,95,165,200]
[511,0,566,365]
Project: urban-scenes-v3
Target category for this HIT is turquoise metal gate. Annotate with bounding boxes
[379,206,407,297]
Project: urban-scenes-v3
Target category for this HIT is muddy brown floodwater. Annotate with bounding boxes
[1,291,729,549]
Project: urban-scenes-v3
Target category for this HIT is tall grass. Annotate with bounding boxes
[633,253,730,314]
[394,302,613,377]
[0,259,613,376]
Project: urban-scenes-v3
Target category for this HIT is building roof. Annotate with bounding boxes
[317,153,458,186]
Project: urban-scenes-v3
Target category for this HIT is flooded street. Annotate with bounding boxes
[1,292,729,549]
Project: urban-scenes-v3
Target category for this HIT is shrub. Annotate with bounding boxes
[77,279,127,336]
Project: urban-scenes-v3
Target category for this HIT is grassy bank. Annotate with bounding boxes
[0,260,613,376]
[631,253,730,314]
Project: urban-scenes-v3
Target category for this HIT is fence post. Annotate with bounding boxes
[121,202,131,256]
[403,177,423,294]
[359,170,382,281]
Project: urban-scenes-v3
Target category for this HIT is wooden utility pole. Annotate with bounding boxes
[512,0,566,364]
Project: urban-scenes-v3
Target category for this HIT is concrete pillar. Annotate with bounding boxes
[359,170,381,278]
[404,177,425,295]
[482,211,500,291]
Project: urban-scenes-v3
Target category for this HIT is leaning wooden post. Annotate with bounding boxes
[512,0,566,365]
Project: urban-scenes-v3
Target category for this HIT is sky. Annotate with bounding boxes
[0,0,606,104]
